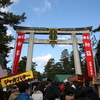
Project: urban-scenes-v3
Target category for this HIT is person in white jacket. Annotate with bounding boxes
[32,85,43,100]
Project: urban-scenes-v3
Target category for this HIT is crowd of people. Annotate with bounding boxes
[0,81,100,100]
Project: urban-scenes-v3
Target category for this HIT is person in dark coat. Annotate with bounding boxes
[86,86,99,99]
[44,82,60,100]
[75,83,82,91]
[83,81,91,95]
[74,89,90,100]
[0,89,5,100]
[64,87,75,100]
[90,96,100,100]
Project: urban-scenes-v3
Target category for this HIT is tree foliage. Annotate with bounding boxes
[44,58,55,79]
[0,0,26,26]
[69,51,75,74]
[0,25,14,56]
[18,56,37,73]
[78,44,87,75]
[0,0,13,8]
[92,25,100,33]
[0,0,26,68]
[60,49,71,73]
[95,39,100,73]
[44,48,87,80]
[37,72,43,81]
[92,26,100,74]
[31,62,37,71]
[18,56,27,73]
[44,49,74,80]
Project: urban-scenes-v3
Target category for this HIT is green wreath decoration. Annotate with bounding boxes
[49,29,58,48]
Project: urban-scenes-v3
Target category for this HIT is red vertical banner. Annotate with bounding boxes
[82,33,95,77]
[12,33,25,75]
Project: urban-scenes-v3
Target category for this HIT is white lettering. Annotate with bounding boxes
[18,35,24,39]
[18,41,22,46]
[16,50,20,55]
[87,36,90,39]
[85,42,91,47]
[18,35,22,39]
[89,62,92,66]
[86,51,91,56]
[83,36,86,39]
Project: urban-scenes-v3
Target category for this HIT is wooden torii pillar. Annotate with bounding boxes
[13,26,92,75]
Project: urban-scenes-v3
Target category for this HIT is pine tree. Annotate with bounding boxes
[59,49,70,74]
[0,0,26,68]
[95,40,100,73]
[69,51,75,74]
[78,44,87,75]
[18,56,27,73]
[92,25,100,33]
[44,58,55,79]
[18,56,37,73]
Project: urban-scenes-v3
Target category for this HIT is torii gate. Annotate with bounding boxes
[13,26,92,75]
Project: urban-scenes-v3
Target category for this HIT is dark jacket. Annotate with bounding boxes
[74,97,90,100]
[44,86,60,100]
[14,93,33,100]
[86,91,99,99]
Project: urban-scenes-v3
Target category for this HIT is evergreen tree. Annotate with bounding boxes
[69,51,75,74]
[37,72,43,81]
[18,56,27,73]
[0,0,26,68]
[95,39,100,73]
[92,25,100,33]
[78,44,87,75]
[44,58,55,80]
[92,26,100,74]
[18,56,37,73]
[54,62,63,73]
[59,49,70,74]
[31,62,37,71]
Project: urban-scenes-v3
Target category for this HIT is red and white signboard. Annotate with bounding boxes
[82,33,95,77]
[12,33,25,75]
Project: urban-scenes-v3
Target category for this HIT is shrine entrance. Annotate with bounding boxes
[13,26,92,75]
